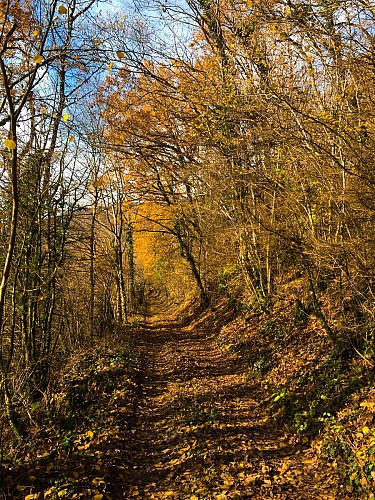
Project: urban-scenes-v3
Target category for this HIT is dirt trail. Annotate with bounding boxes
[117,319,331,500]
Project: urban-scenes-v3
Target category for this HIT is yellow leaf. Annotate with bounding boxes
[62,113,70,122]
[33,54,43,64]
[58,5,68,14]
[41,108,48,114]
[360,401,375,409]
[77,443,90,451]
[57,490,67,497]
[92,477,105,486]
[190,496,199,500]
[33,30,39,37]
[69,136,75,142]
[116,51,125,59]
[86,430,94,439]
[93,495,103,500]
[163,493,174,498]
[25,495,39,500]
[222,479,233,488]
[246,0,253,8]
[4,139,16,150]
[363,426,371,435]
[108,62,114,71]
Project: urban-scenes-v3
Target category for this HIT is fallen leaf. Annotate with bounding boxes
[243,474,259,485]
[360,476,368,486]
[360,401,375,409]
[92,477,105,486]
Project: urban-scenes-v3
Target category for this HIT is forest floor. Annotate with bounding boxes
[3,303,372,499]
[118,317,337,500]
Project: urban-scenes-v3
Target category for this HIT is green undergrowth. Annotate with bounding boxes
[1,335,143,499]
[315,400,375,498]
[272,360,372,434]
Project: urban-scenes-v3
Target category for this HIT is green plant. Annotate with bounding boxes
[177,394,217,425]
[272,388,286,403]
[252,354,270,375]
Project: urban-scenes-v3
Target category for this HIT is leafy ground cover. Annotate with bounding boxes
[2,301,375,499]
[1,335,142,499]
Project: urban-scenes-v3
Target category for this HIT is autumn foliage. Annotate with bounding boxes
[2,0,375,497]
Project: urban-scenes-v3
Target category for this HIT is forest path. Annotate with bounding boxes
[116,319,331,499]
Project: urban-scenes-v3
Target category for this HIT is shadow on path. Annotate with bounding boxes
[106,319,329,499]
